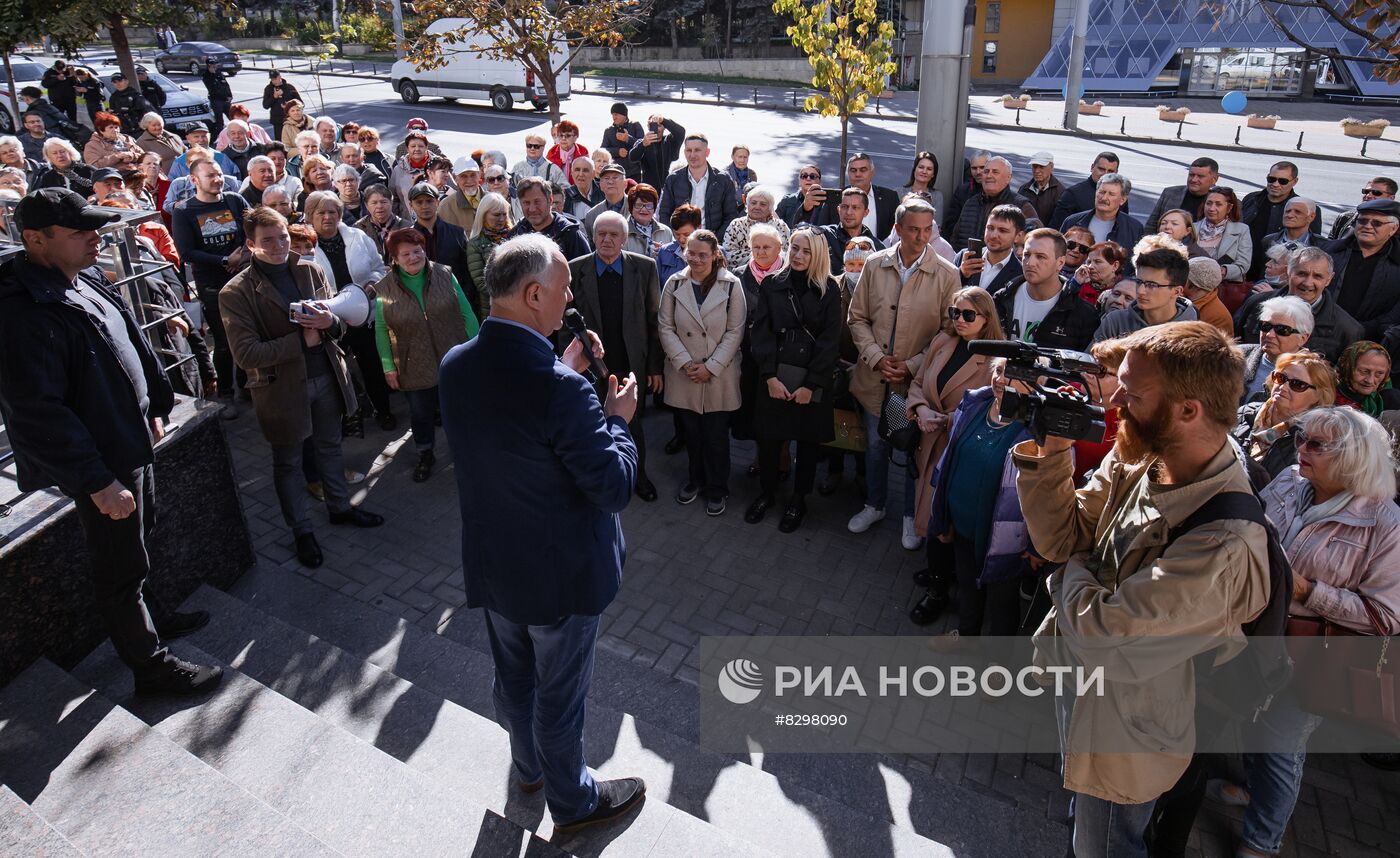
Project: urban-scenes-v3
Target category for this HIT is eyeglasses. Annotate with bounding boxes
[1133,278,1175,291]
[1362,187,1385,197]
[633,202,655,212]
[486,175,507,182]
[947,307,980,323]
[799,172,820,180]
[1294,431,1339,454]
[1257,321,1302,338]
[1265,176,1292,185]
[1269,370,1315,393]
[1065,240,1091,254]
[525,142,544,150]
[1355,217,1398,229]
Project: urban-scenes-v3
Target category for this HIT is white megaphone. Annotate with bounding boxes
[296,283,371,327]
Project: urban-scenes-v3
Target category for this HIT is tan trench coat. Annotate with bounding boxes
[905,332,993,537]
[657,268,747,413]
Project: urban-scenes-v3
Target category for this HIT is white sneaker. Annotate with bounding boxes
[847,505,886,533]
[901,516,924,550]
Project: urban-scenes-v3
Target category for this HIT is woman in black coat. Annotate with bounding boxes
[744,226,842,532]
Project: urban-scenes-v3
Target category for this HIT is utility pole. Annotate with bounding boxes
[916,0,974,204]
[392,0,406,60]
[1061,0,1090,130]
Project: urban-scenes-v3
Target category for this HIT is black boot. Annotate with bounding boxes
[413,450,435,482]
[778,499,807,533]
[295,532,323,567]
[744,494,775,524]
[909,589,949,626]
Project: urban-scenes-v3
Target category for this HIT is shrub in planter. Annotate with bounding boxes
[1078,100,1104,115]
[1246,114,1280,130]
[1340,118,1390,139]
[1156,105,1190,122]
[1001,93,1031,109]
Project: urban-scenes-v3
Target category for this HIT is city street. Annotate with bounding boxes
[216,67,1376,227]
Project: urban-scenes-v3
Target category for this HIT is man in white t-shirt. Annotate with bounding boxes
[990,228,1100,353]
[1011,235,1064,341]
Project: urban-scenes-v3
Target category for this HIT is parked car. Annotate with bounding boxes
[389,18,566,112]
[153,42,242,76]
[0,57,52,134]
[94,67,215,133]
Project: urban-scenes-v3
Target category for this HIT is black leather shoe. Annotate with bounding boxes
[817,474,840,496]
[635,478,658,502]
[329,507,385,528]
[155,610,210,641]
[744,494,775,524]
[778,502,806,533]
[134,657,224,697]
[913,568,934,588]
[378,411,398,431]
[295,532,323,567]
[343,414,365,438]
[664,436,684,455]
[553,777,647,834]
[413,450,435,482]
[909,591,949,627]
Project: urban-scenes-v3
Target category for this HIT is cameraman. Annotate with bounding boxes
[1011,322,1270,858]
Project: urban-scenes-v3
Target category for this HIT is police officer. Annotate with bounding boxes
[107,73,153,138]
[0,188,223,696]
[137,67,167,110]
[202,59,233,138]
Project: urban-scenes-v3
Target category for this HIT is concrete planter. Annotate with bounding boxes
[1001,96,1030,109]
[1078,101,1103,116]
[1158,108,1189,122]
[1342,123,1386,139]
[1246,116,1278,130]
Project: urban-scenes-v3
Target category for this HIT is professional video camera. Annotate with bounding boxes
[967,340,1106,445]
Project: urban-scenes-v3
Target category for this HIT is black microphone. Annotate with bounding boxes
[563,308,609,381]
[966,339,1039,360]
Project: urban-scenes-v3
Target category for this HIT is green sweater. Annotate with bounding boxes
[375,267,480,373]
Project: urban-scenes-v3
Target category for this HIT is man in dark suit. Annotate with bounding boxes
[953,203,1025,294]
[1049,151,1119,230]
[567,211,663,501]
[1143,157,1218,233]
[803,152,900,239]
[656,133,739,236]
[439,233,646,834]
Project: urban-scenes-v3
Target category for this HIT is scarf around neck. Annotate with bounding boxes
[1337,340,1393,417]
[748,253,784,285]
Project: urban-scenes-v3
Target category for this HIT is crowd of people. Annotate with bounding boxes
[3,62,1400,857]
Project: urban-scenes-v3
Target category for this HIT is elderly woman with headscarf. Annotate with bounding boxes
[1185,254,1233,337]
[1335,341,1400,416]
[722,186,791,272]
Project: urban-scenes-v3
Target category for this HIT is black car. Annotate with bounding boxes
[153,42,242,76]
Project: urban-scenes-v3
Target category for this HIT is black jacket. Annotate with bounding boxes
[202,69,233,101]
[139,78,166,109]
[953,248,1023,294]
[808,185,902,240]
[0,256,174,495]
[22,98,73,137]
[262,81,302,133]
[601,120,645,180]
[1241,189,1322,280]
[991,277,1100,353]
[42,66,77,105]
[951,186,1040,250]
[1233,284,1363,366]
[1049,177,1098,230]
[657,164,740,237]
[1327,236,1400,339]
[628,118,685,189]
[107,87,153,136]
[510,212,592,263]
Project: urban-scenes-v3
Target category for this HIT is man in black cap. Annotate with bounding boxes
[202,59,233,138]
[601,102,643,182]
[0,188,223,696]
[262,71,302,136]
[108,73,153,138]
[1330,198,1400,342]
[90,167,127,202]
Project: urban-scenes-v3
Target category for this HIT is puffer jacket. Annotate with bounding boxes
[1013,440,1270,805]
[1260,466,1400,635]
[1092,297,1198,343]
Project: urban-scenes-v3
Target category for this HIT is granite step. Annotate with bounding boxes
[179,584,769,858]
[0,784,85,857]
[228,568,1067,857]
[0,659,336,857]
[70,641,558,858]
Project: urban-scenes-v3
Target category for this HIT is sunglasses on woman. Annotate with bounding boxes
[1065,241,1091,255]
[1294,431,1339,454]
[947,307,980,323]
[1269,370,1315,393]
[1257,321,1301,338]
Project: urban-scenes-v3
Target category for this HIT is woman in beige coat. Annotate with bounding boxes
[657,229,747,516]
[905,286,1003,624]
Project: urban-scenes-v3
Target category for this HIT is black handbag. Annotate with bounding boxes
[874,280,919,453]
[775,288,821,402]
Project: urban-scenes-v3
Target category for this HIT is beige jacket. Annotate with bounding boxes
[905,332,993,537]
[1013,439,1270,805]
[657,269,747,413]
[846,245,960,414]
[438,189,481,233]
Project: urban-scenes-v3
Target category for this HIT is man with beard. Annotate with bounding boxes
[1011,321,1270,858]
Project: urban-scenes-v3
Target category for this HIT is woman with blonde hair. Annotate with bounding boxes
[905,286,1005,624]
[466,191,514,316]
[1233,350,1337,482]
[744,228,842,532]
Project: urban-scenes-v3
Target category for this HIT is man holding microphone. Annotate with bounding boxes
[439,233,646,833]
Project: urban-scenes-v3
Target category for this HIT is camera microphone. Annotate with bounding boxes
[563,308,609,382]
[967,339,1038,360]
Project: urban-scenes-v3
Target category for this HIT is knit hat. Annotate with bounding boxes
[610,102,628,118]
[1187,255,1223,293]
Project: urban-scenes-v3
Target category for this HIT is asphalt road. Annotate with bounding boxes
[215,68,1367,228]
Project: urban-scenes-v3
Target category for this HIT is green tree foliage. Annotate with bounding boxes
[773,0,896,169]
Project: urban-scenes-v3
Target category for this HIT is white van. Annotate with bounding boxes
[390,19,571,112]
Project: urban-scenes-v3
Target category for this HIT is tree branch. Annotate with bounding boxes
[1256,0,1398,71]
[1257,0,1384,46]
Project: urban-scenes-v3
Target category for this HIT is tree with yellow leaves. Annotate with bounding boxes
[773,0,896,170]
[408,0,648,124]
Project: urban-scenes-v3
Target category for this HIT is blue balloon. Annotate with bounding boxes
[1221,91,1248,115]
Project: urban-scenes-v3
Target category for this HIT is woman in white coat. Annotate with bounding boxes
[303,190,395,429]
[657,228,747,516]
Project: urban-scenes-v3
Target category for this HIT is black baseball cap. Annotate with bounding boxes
[91,167,123,183]
[1358,198,1400,219]
[111,73,126,81]
[15,188,122,232]
[408,182,439,201]
[183,121,209,134]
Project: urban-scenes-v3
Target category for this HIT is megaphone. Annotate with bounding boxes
[295,283,371,328]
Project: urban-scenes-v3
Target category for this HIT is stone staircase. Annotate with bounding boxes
[0,566,1068,857]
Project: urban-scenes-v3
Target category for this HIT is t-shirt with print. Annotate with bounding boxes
[171,192,249,291]
[1011,286,1060,342]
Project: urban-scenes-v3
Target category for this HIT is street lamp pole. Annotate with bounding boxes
[916,0,973,204]
[1062,0,1090,130]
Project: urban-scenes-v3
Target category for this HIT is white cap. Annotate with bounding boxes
[1029,151,1054,166]
[452,156,481,175]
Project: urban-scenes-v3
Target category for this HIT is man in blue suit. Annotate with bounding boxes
[439,233,645,834]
